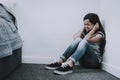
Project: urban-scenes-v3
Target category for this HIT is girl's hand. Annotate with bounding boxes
[73,27,84,39]
[85,23,99,41]
[93,23,99,31]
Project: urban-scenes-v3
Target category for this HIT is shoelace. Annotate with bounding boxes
[51,62,58,64]
[51,62,61,65]
[52,59,60,64]
[61,63,69,68]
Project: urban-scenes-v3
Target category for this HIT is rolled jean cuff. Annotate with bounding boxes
[60,56,66,61]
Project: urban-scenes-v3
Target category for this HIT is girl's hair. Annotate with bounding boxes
[83,13,106,56]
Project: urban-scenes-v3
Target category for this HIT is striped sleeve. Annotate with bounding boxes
[96,31,105,38]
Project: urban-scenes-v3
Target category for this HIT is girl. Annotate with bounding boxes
[45,13,106,75]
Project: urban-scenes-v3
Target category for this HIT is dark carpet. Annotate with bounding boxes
[5,64,120,80]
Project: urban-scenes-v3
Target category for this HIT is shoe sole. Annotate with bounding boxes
[45,66,58,70]
[54,70,73,75]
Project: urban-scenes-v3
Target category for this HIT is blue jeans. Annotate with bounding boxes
[60,38,99,68]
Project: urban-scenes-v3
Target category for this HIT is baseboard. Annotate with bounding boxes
[102,62,120,79]
[22,56,56,64]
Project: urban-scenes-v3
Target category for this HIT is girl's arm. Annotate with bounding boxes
[84,23,103,43]
[73,27,84,39]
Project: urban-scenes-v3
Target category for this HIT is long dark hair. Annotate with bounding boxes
[83,13,106,56]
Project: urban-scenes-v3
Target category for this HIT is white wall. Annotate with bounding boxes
[100,0,120,78]
[1,0,120,78]
[15,0,100,64]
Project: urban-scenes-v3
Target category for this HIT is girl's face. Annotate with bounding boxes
[84,19,94,32]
